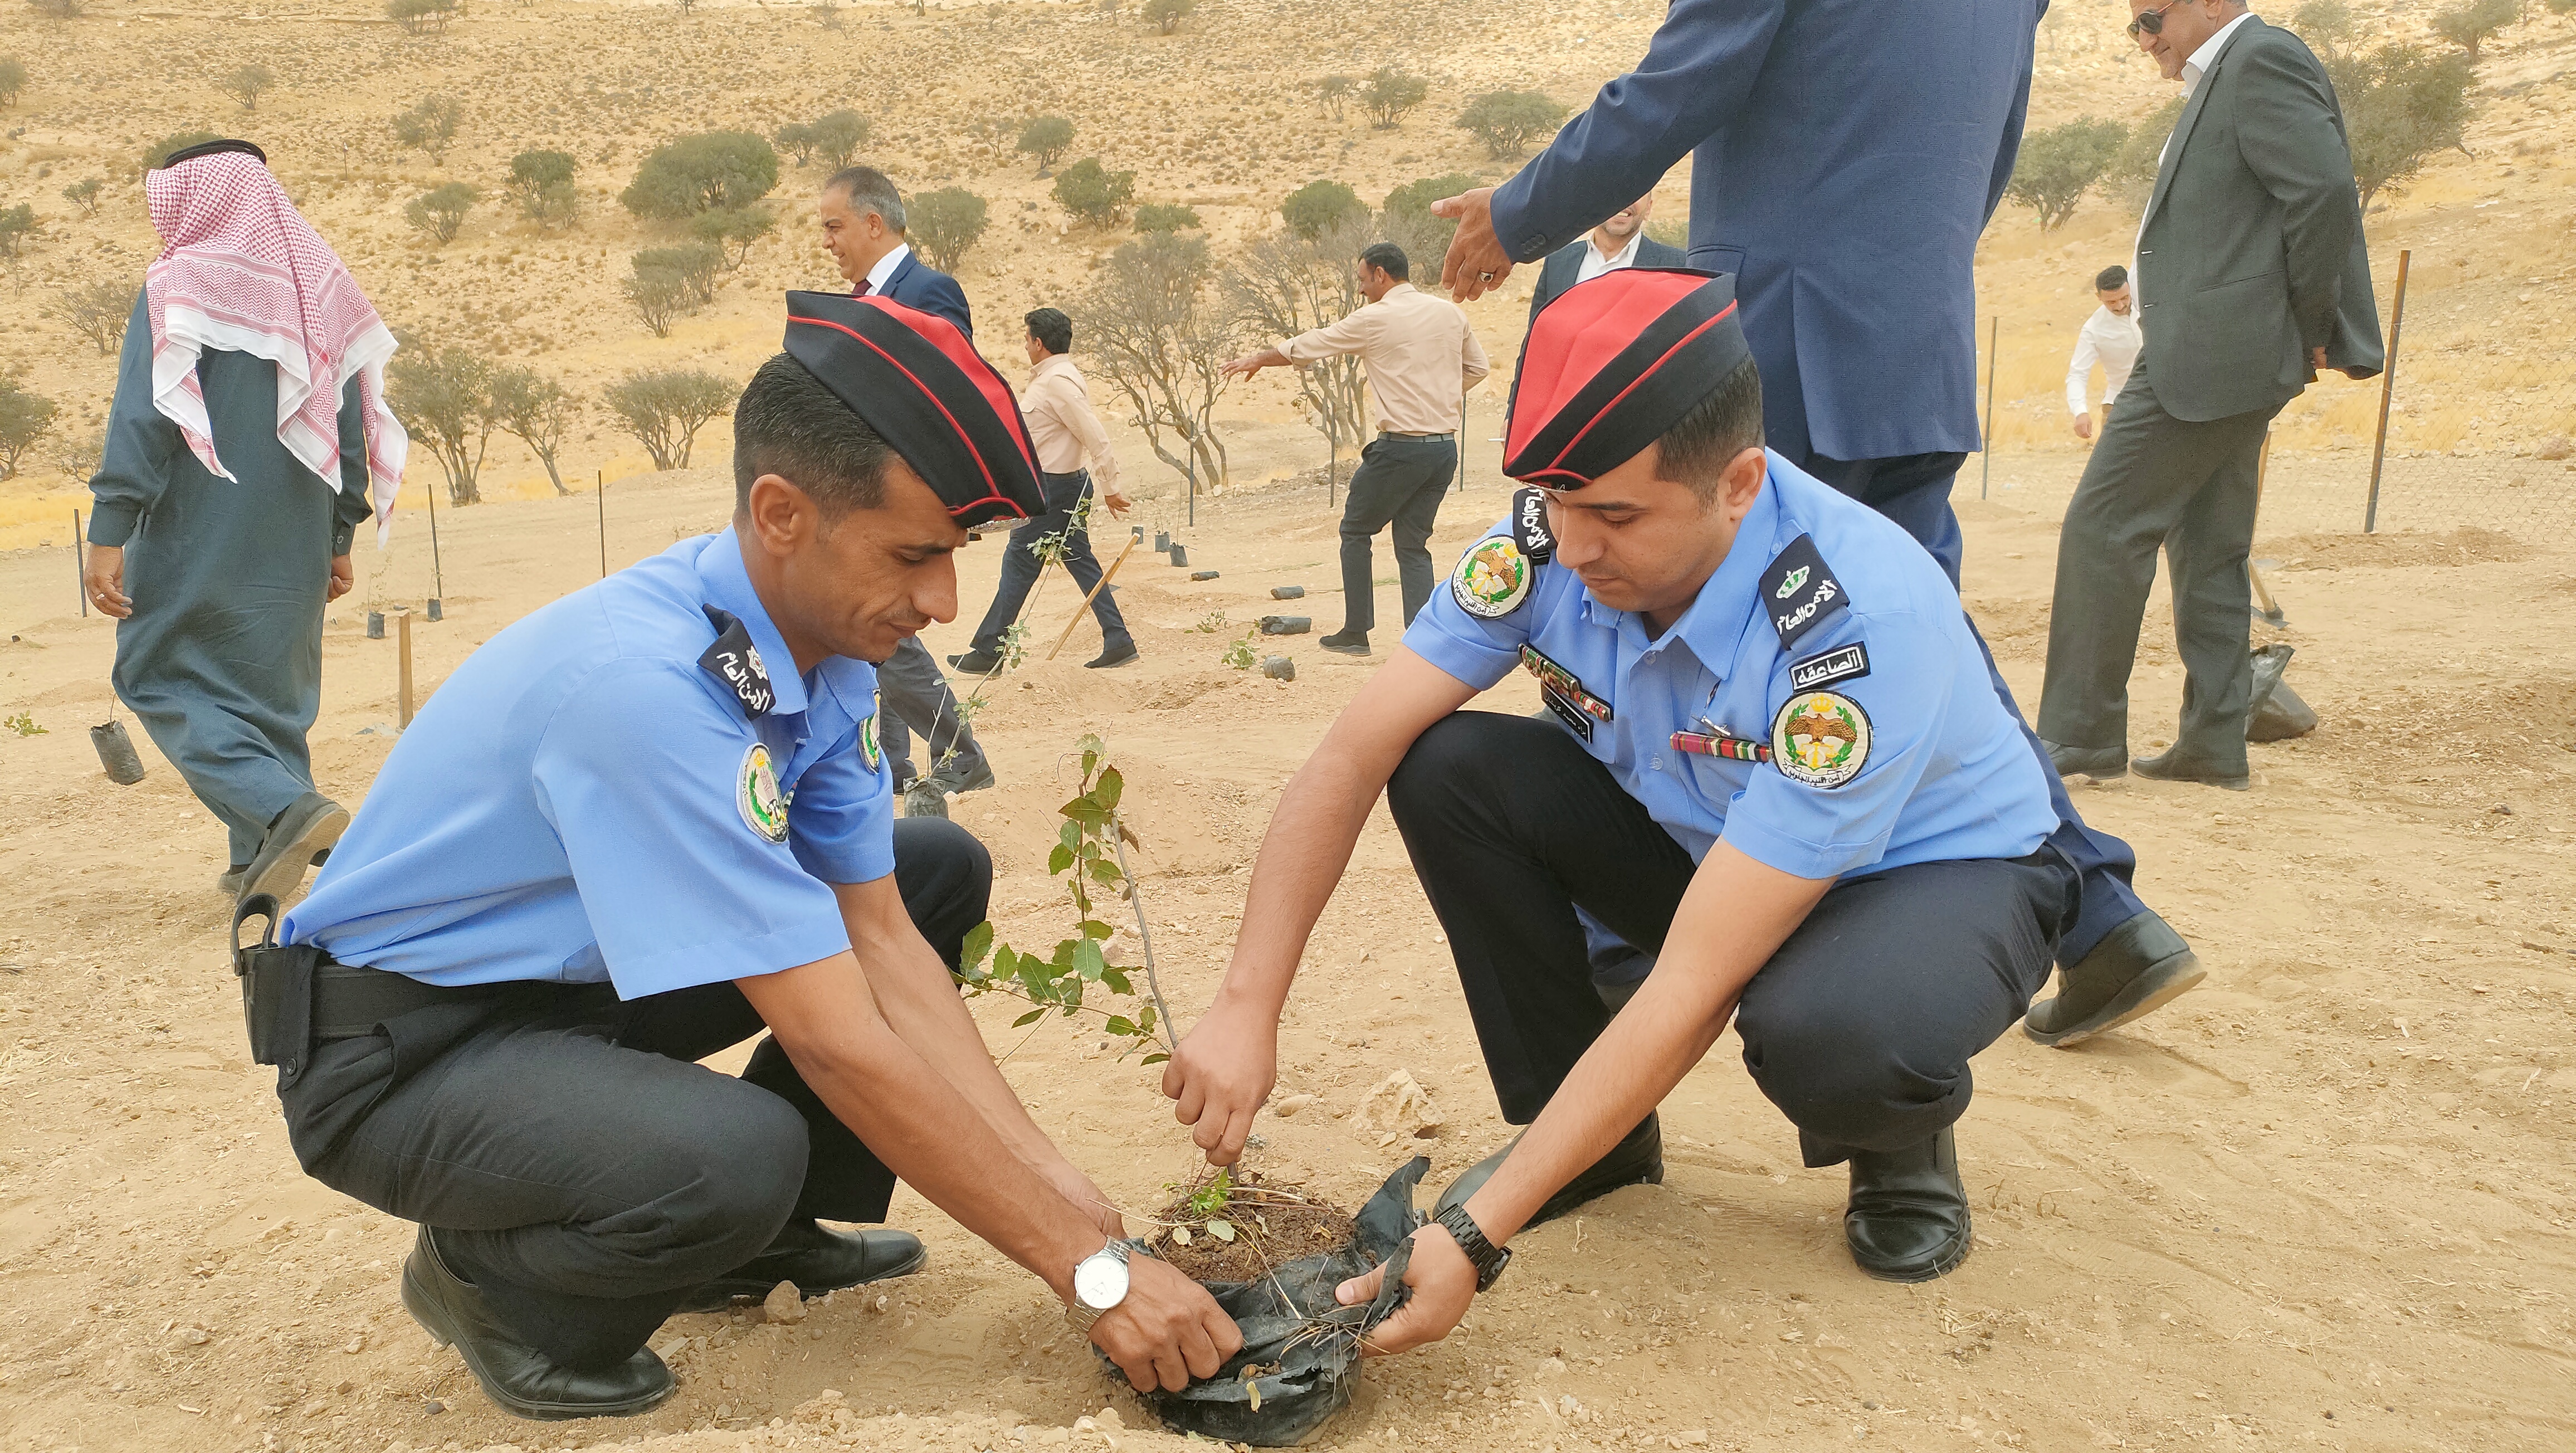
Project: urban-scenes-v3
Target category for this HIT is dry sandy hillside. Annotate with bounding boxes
[4,1,2576,1452]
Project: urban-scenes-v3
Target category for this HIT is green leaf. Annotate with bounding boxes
[1105,1015,1136,1036]
[1047,843,1076,875]
[1204,1218,1236,1242]
[1094,767,1123,812]
[1088,859,1123,886]
[1049,939,1080,971]
[1080,919,1115,940]
[1012,1008,1046,1027]
[1135,1005,1157,1031]
[1058,818,1084,852]
[960,920,994,976]
[1018,959,1057,1001]
[1142,1052,1169,1066]
[1080,745,1100,781]
[1072,937,1108,982]
[1100,968,1133,996]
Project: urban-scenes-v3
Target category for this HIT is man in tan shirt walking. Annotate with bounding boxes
[950,308,1136,672]
[1223,242,1489,654]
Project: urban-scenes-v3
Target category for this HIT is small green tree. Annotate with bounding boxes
[2289,0,2355,50]
[1361,67,1429,129]
[1017,114,1076,175]
[620,131,780,219]
[507,149,579,227]
[0,379,53,482]
[1053,157,1136,226]
[1140,0,1193,33]
[387,0,459,35]
[1,57,31,107]
[0,203,37,257]
[404,182,476,245]
[2432,0,2520,60]
[909,187,989,271]
[2332,42,2476,208]
[604,368,733,471]
[1316,74,1353,121]
[2106,94,2184,203]
[46,280,131,354]
[392,95,464,157]
[2005,115,2126,229]
[217,62,274,110]
[487,367,577,495]
[1279,179,1364,241]
[387,344,496,506]
[634,242,724,305]
[142,130,221,172]
[624,267,693,337]
[1455,89,1567,159]
[60,177,104,216]
[691,205,776,268]
[1133,202,1201,233]
[1382,171,1474,263]
[772,120,818,166]
[809,109,870,170]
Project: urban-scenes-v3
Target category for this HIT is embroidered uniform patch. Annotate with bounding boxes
[1511,486,1557,560]
[1450,536,1534,618]
[1759,535,1847,652]
[859,706,883,774]
[1770,690,1871,789]
[699,606,775,720]
[738,742,789,842]
[1788,641,1871,692]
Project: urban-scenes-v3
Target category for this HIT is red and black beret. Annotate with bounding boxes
[783,290,1045,529]
[1501,269,1752,490]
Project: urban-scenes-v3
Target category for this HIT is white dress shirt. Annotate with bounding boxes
[1276,282,1491,435]
[2065,304,2145,416]
[2133,12,2258,310]
[859,241,913,296]
[1020,353,1120,491]
[1573,228,1645,286]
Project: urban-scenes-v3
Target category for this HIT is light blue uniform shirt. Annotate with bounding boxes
[285,533,894,997]
[1404,451,2055,881]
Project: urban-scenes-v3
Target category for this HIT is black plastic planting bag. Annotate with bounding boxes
[1113,1156,1430,1446]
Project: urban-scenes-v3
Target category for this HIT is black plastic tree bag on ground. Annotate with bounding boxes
[1110,1155,1430,1446]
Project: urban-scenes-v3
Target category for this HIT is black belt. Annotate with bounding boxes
[1379,430,1456,441]
[309,960,501,1040]
[233,895,514,1083]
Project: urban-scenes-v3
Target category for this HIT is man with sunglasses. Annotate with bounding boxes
[2038,1,2380,789]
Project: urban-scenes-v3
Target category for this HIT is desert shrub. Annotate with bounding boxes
[27,0,84,17]
[404,182,476,244]
[1279,179,1364,241]
[2005,116,2126,229]
[1080,232,1234,489]
[386,344,496,505]
[46,279,131,354]
[2290,0,2355,48]
[2330,42,2476,208]
[0,378,53,481]
[1224,226,1369,460]
[142,129,221,171]
[1382,172,1474,263]
[1052,157,1135,226]
[1455,89,1567,159]
[487,367,576,495]
[392,95,463,157]
[809,109,869,169]
[53,428,103,483]
[2432,0,2520,59]
[772,120,818,166]
[60,177,103,216]
[634,242,724,305]
[218,62,274,110]
[386,0,458,35]
[624,267,693,337]
[909,187,988,271]
[691,206,775,268]
[1141,0,1193,32]
[620,131,779,219]
[508,149,579,227]
[0,203,37,257]
[603,368,733,470]
[1133,203,1201,233]
[0,57,30,107]
[1316,74,1353,121]
[1360,67,1428,129]
[1017,115,1075,174]
[2105,95,2183,204]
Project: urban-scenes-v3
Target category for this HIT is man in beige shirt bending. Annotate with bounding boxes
[950,308,1136,672]
[1222,242,1489,655]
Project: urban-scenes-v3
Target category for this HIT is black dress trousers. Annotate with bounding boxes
[277,818,992,1370]
[1384,712,2075,1168]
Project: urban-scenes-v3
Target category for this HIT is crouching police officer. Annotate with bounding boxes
[246,294,1241,1419]
[1161,270,2077,1347]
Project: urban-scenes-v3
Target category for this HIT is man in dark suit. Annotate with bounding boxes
[1428,0,2204,1052]
[1524,194,1689,328]
[817,166,993,817]
[2038,2,2379,791]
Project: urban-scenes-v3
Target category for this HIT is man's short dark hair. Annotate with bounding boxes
[1026,307,1073,358]
[734,353,900,520]
[823,165,906,233]
[2095,264,2128,290]
[1358,242,1409,281]
[1651,358,1765,503]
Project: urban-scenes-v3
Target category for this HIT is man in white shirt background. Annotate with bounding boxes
[1524,193,1690,327]
[2066,264,2143,441]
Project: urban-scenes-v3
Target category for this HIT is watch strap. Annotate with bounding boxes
[1434,1203,1511,1292]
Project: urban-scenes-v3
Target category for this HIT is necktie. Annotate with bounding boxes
[854,280,872,298]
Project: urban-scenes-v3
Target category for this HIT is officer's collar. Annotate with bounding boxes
[1583,455,1784,669]
[697,531,813,719]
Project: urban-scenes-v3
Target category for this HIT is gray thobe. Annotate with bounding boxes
[87,292,374,866]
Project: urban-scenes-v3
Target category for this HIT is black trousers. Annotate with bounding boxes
[966,469,1132,657]
[1338,435,1457,635]
[277,818,992,1369]
[1386,713,2075,1167]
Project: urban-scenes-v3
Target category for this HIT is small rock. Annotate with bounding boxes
[1560,1395,1582,1417]
[1094,1406,1125,1430]
[1357,1069,1443,1139]
[763,1280,807,1323]
[1260,655,1296,681]
[1272,1093,1319,1118]
[1189,571,1219,581]
[342,1334,364,1354]
[1540,1357,1567,1374]
[1673,1433,1710,1447]
[423,1398,445,1415]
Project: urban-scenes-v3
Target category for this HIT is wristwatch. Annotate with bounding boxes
[1435,1203,1512,1292]
[1064,1238,1135,1335]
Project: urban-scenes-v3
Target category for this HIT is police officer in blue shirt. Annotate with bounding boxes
[253,294,1240,1420]
[1161,271,2078,1348]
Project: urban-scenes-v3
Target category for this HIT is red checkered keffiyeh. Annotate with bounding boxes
[144,152,408,538]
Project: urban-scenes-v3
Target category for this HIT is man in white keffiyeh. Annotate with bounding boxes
[82,139,410,903]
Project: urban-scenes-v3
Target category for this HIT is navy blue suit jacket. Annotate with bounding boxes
[873,248,975,341]
[1526,234,1691,332]
[1490,0,2043,463]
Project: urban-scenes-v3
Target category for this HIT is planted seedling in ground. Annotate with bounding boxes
[1150,1165,1358,1284]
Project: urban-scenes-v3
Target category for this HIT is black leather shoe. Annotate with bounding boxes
[675,1220,927,1314]
[1434,1113,1662,1228]
[216,863,250,896]
[1845,1126,1970,1283]
[1085,640,1140,669]
[1318,630,1370,656]
[400,1227,675,1420]
[2130,747,2249,791]
[947,649,1003,676]
[2042,739,2128,779]
[2023,909,2206,1047]
[243,792,349,903]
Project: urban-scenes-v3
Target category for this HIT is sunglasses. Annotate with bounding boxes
[2127,0,2188,39]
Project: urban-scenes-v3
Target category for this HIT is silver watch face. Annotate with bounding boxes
[1072,1248,1131,1311]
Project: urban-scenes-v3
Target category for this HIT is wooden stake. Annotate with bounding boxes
[397,610,416,729]
[1047,536,1139,661]
[2364,248,2411,534]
